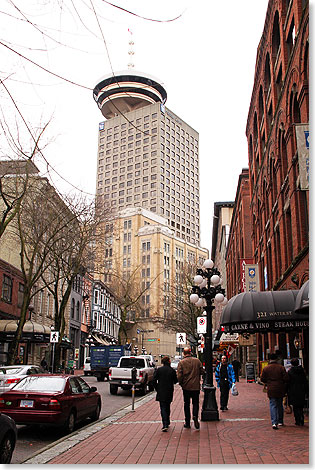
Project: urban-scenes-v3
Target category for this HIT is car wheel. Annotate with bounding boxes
[0,432,15,464]
[64,410,76,434]
[110,384,118,395]
[84,372,88,376]
[90,401,101,421]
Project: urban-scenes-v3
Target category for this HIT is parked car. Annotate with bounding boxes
[83,357,91,376]
[0,365,45,392]
[0,375,101,434]
[0,413,17,464]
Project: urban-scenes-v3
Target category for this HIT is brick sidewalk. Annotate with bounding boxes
[27,378,309,465]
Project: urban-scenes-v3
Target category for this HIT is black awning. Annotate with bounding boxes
[220,290,309,334]
[295,280,309,314]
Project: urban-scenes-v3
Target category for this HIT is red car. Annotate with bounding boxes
[0,375,101,434]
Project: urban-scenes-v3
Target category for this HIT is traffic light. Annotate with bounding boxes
[131,367,137,384]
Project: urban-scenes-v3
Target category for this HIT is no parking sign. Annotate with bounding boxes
[197,317,207,333]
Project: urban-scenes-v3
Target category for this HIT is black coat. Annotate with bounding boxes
[287,365,308,407]
[152,364,178,403]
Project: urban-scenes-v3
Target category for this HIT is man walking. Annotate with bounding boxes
[260,353,289,429]
[177,347,205,429]
[215,355,235,411]
[152,356,178,432]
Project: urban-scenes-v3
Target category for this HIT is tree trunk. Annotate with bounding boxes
[8,291,31,364]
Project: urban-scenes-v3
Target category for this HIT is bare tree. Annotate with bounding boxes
[162,261,200,349]
[104,262,162,344]
[7,178,85,364]
[40,195,114,367]
[0,121,49,239]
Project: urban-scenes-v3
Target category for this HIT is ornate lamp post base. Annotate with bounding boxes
[201,385,219,421]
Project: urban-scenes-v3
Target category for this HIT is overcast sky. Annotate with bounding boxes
[0,0,270,251]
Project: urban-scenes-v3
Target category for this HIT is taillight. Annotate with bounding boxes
[0,398,5,408]
[48,399,61,410]
[109,368,112,377]
[139,371,143,378]
[5,378,21,385]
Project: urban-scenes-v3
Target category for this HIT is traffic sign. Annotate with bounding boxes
[176,333,186,345]
[50,331,59,343]
[197,316,207,333]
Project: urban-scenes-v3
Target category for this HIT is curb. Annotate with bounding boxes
[22,391,155,464]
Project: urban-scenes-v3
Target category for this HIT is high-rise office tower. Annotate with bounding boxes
[93,71,207,359]
[93,71,200,245]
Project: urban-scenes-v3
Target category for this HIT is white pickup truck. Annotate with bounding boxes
[108,355,156,395]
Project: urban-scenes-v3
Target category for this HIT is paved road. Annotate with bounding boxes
[11,375,153,464]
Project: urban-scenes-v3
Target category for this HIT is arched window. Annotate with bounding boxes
[264,53,271,96]
[259,86,264,125]
[292,93,301,123]
[272,11,281,63]
[270,156,277,205]
[76,301,80,320]
[278,127,288,179]
[71,298,75,319]
[303,41,309,81]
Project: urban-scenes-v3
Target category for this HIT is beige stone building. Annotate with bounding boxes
[101,207,208,359]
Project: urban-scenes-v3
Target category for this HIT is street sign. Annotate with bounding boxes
[50,331,59,343]
[197,316,207,333]
[220,333,239,343]
[176,333,186,345]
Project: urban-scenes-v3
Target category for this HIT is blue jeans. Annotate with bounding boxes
[269,397,284,425]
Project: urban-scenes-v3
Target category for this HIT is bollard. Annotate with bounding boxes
[131,367,137,411]
[131,384,135,411]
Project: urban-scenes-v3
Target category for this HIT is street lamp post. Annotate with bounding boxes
[190,259,228,421]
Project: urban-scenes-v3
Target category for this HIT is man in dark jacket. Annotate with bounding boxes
[287,358,308,426]
[152,356,178,432]
[260,353,289,429]
[232,358,241,382]
[215,355,236,411]
[177,347,205,429]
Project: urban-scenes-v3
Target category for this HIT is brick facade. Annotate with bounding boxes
[225,169,252,299]
[245,0,309,291]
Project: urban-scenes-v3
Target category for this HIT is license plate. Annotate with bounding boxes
[20,399,34,408]
[121,381,129,384]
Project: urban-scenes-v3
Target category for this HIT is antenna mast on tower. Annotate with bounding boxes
[127,29,135,69]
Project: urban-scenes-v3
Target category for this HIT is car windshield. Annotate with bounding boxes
[119,358,145,368]
[12,376,66,392]
[0,367,23,375]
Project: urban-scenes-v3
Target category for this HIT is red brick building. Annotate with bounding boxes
[223,0,309,374]
[225,169,252,299]
[246,0,309,291]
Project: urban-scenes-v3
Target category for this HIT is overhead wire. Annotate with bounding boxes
[0,1,183,194]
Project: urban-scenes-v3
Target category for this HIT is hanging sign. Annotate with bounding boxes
[197,317,207,334]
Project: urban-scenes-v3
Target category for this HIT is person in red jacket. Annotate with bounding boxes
[260,353,289,429]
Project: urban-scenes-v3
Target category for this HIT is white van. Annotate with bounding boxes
[83,356,91,376]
